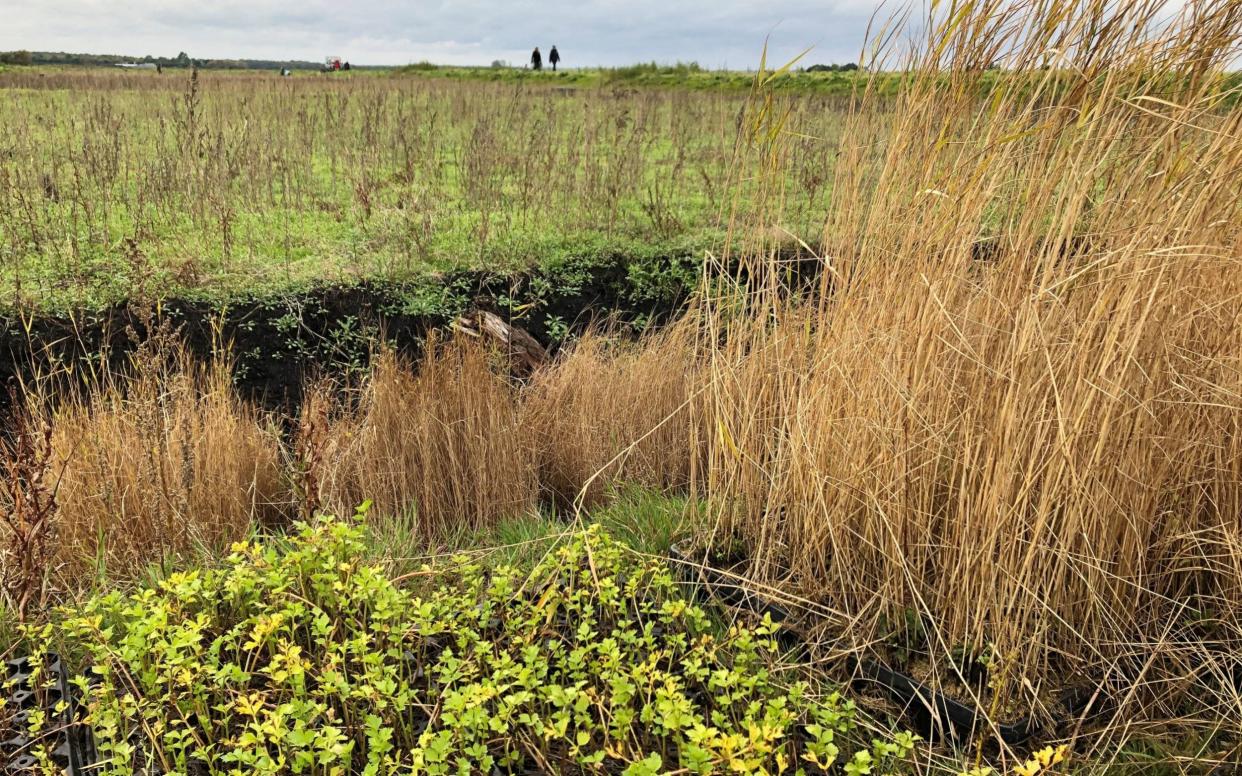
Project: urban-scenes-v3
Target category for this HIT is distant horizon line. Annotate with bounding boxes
[2,48,866,71]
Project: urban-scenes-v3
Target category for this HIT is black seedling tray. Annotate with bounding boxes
[848,655,1101,745]
[2,652,97,774]
[668,541,802,652]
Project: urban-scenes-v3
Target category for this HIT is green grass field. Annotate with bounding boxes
[0,66,845,312]
[3,63,1235,313]
[392,60,876,92]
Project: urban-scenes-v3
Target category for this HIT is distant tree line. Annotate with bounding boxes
[0,50,329,70]
[804,63,860,72]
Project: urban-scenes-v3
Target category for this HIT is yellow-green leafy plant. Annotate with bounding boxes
[27,513,917,775]
[957,743,1069,776]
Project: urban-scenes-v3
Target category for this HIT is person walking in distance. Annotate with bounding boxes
[530,47,542,70]
[549,45,561,71]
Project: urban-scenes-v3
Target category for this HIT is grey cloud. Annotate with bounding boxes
[4,0,880,66]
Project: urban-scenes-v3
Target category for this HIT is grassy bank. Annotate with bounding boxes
[394,60,1242,100]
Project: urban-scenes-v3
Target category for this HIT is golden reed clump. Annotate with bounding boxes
[45,352,286,576]
[9,328,702,577]
[522,323,702,509]
[695,0,1242,724]
[312,340,538,539]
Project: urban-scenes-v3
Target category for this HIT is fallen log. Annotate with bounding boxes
[453,310,548,378]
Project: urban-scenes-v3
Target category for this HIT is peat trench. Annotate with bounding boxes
[0,250,834,427]
[0,256,684,423]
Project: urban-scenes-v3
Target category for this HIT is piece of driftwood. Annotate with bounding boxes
[454,310,549,378]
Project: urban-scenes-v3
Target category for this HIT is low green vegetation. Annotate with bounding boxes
[0,67,835,313]
[393,61,876,93]
[441,487,692,570]
[6,61,1230,314]
[390,62,1242,103]
[16,514,918,775]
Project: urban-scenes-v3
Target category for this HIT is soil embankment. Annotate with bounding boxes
[0,251,706,419]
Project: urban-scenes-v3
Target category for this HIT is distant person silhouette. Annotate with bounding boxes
[549,46,560,71]
[531,47,542,71]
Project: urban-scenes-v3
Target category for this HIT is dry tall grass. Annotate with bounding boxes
[314,340,538,536]
[523,323,701,507]
[4,329,701,580]
[695,0,1242,729]
[43,351,286,576]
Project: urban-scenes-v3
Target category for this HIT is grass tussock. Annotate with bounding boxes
[5,331,699,581]
[522,323,701,508]
[314,339,538,536]
[42,350,286,576]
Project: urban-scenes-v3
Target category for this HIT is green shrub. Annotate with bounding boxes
[23,515,916,774]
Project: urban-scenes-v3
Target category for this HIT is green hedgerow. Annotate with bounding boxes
[21,512,917,775]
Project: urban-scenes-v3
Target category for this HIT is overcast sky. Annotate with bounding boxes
[3,0,885,67]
